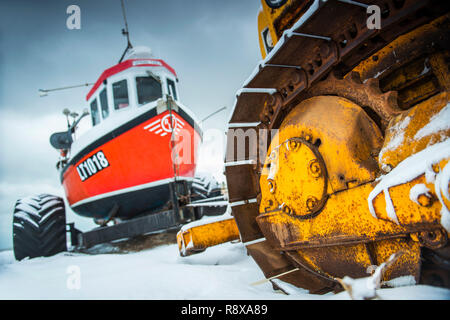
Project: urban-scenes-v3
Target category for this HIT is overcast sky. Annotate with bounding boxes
[0,0,262,250]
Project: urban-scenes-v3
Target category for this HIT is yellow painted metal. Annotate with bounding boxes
[259,174,446,249]
[291,238,421,281]
[352,15,449,82]
[351,15,450,109]
[178,5,450,287]
[262,95,383,197]
[370,162,448,226]
[266,138,327,217]
[258,0,310,59]
[379,92,450,172]
[257,8,276,59]
[258,94,449,281]
[177,217,240,256]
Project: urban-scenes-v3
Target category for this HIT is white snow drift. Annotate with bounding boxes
[0,241,449,300]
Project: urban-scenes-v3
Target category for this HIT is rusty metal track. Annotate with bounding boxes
[225,0,450,293]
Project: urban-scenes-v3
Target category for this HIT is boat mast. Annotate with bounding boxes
[118,0,133,63]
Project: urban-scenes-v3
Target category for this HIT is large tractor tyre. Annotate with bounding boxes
[13,194,67,261]
[191,174,222,199]
[191,174,226,218]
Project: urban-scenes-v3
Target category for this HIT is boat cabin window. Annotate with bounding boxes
[99,88,109,119]
[112,79,129,110]
[90,98,101,126]
[167,78,178,101]
[136,76,162,105]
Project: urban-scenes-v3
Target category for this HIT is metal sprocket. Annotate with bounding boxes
[301,71,403,131]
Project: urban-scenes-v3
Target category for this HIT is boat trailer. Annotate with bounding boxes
[67,180,228,250]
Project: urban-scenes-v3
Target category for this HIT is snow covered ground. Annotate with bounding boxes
[0,241,449,300]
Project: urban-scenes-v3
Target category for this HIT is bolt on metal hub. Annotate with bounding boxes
[261,137,328,219]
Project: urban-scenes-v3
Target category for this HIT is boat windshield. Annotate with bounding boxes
[99,88,109,119]
[90,98,101,126]
[113,79,129,110]
[136,76,162,106]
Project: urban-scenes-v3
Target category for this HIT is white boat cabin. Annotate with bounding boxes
[86,47,180,128]
[68,47,202,161]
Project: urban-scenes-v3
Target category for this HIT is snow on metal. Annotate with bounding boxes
[409,184,431,206]
[368,139,450,230]
[414,102,450,140]
[179,207,232,232]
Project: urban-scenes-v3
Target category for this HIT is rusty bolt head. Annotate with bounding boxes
[306,196,319,212]
[432,163,440,173]
[290,71,301,85]
[417,229,447,249]
[288,140,299,151]
[308,159,322,178]
[417,193,433,207]
[282,204,292,215]
[320,43,330,57]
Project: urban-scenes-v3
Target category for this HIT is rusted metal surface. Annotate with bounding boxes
[249,0,447,119]
[286,238,421,284]
[352,14,450,109]
[229,91,277,123]
[263,137,329,219]
[225,0,450,293]
[269,0,315,41]
[230,201,263,243]
[379,92,450,171]
[258,172,447,251]
[262,95,383,195]
[225,163,259,203]
[303,72,401,130]
[245,239,337,293]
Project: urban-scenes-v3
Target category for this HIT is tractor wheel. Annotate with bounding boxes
[13,194,67,261]
[191,174,226,218]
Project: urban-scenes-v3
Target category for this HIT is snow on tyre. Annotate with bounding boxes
[192,173,222,199]
[13,194,67,261]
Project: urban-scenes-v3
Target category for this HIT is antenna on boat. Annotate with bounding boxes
[118,0,133,63]
[200,106,227,124]
[69,108,90,132]
[38,83,94,97]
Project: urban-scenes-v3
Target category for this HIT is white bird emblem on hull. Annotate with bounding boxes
[143,114,185,137]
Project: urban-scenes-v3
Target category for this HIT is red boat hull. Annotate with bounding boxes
[61,108,201,219]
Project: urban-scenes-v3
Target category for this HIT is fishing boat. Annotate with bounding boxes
[58,47,202,220]
[11,0,228,261]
